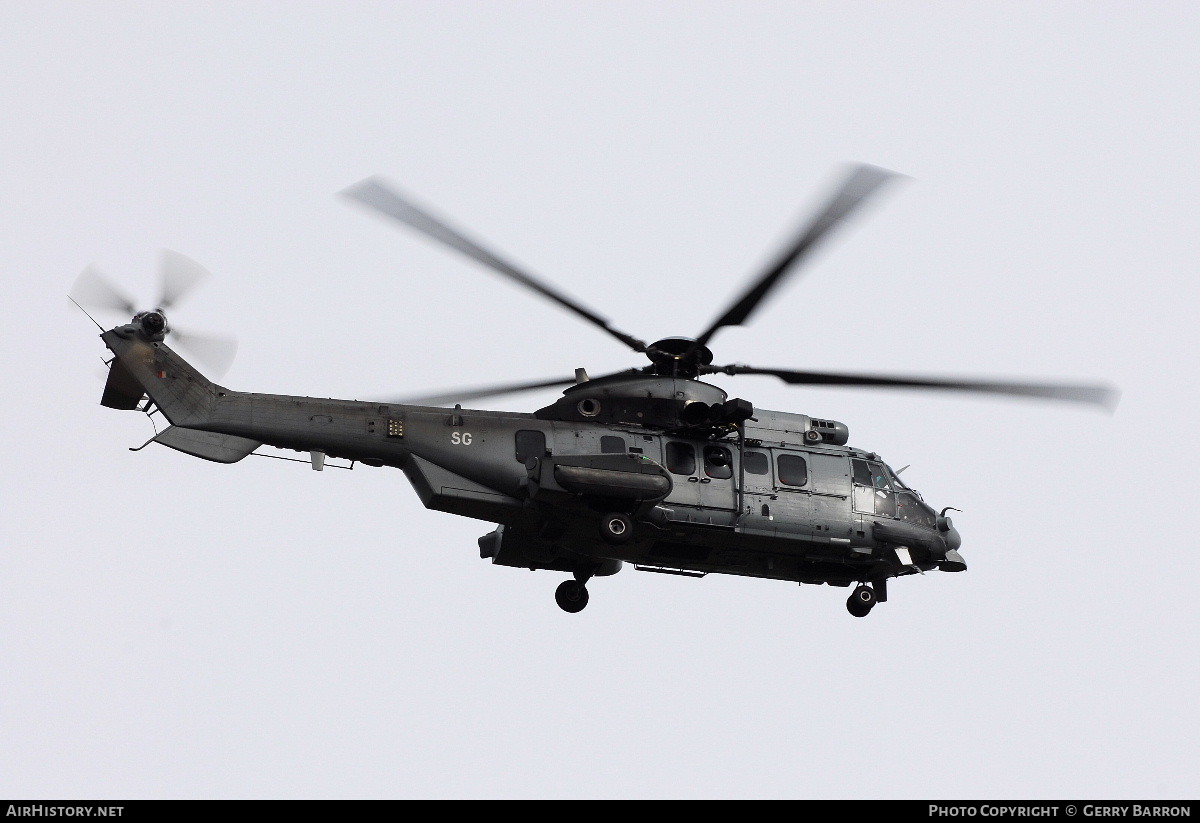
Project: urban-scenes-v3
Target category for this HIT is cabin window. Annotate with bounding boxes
[601,435,626,454]
[514,430,546,464]
[704,445,733,479]
[777,454,808,486]
[743,450,769,476]
[665,441,696,475]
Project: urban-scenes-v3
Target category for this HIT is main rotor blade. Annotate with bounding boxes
[70,265,137,316]
[342,176,648,353]
[696,164,900,347]
[383,376,579,407]
[157,250,211,310]
[170,327,238,380]
[703,365,1120,410]
[377,368,642,407]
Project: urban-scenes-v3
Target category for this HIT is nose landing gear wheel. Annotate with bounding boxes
[555,580,590,613]
[599,512,634,545]
[846,585,876,618]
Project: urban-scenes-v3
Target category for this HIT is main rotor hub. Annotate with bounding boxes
[646,337,713,378]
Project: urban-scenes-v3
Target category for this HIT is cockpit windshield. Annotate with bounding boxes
[852,457,938,528]
[897,492,938,528]
[885,464,913,493]
[882,464,938,528]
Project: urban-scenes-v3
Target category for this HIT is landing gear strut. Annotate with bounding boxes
[846,584,877,618]
[555,579,589,613]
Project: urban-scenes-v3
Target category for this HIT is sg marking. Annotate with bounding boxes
[450,431,473,445]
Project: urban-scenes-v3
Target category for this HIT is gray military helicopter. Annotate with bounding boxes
[73,165,1117,617]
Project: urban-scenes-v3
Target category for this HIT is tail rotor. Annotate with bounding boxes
[70,250,238,379]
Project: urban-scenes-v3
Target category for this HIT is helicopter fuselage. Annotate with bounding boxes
[100,324,965,603]
[77,165,1118,616]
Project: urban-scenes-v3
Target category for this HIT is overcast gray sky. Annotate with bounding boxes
[2,1,1198,799]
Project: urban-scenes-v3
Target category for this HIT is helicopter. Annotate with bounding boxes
[72,164,1118,617]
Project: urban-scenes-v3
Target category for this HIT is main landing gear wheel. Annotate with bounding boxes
[599,512,634,545]
[555,580,590,613]
[846,585,876,618]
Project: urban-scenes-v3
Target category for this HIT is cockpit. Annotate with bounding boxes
[850,457,938,529]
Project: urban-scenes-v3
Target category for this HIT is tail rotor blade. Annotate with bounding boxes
[170,327,238,380]
[157,250,211,310]
[70,265,137,316]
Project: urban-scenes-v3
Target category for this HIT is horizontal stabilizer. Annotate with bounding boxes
[100,360,145,410]
[153,426,261,464]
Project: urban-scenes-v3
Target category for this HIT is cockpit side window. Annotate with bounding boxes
[852,459,873,486]
[868,462,893,491]
[852,458,897,517]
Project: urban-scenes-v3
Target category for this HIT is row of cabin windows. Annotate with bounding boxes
[666,443,808,486]
[518,433,907,496]
[513,430,938,529]
[516,432,806,486]
[516,431,812,488]
[665,442,735,479]
[746,451,808,487]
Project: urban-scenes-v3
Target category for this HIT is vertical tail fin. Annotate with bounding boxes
[100,327,217,427]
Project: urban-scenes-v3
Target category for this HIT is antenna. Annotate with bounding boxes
[68,295,105,331]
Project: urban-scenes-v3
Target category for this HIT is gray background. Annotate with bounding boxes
[2,2,1197,798]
